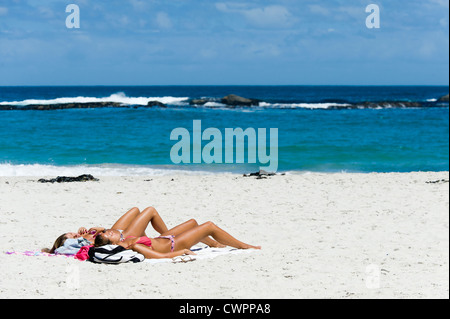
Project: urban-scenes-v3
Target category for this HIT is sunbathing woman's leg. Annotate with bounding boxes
[123,206,169,237]
[111,207,141,230]
[174,222,260,251]
[160,219,225,248]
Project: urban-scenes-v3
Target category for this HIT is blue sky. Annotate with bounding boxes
[0,0,448,85]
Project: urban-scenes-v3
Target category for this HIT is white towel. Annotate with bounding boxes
[144,245,256,264]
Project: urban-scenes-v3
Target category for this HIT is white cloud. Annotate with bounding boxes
[308,4,330,16]
[216,3,248,12]
[0,7,8,16]
[216,3,295,28]
[429,0,449,8]
[216,3,228,12]
[156,12,173,29]
[419,41,437,57]
[129,0,148,10]
[244,5,293,28]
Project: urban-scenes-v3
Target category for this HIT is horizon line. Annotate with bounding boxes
[0,84,449,88]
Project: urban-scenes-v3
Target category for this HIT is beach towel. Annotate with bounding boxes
[5,245,256,264]
[144,245,256,264]
[5,250,71,257]
[88,245,145,264]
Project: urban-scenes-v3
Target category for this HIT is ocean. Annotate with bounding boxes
[0,86,448,176]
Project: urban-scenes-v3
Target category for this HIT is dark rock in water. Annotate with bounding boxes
[38,174,99,183]
[188,95,262,107]
[189,99,208,106]
[0,102,123,111]
[437,94,449,103]
[147,101,167,108]
[221,94,260,107]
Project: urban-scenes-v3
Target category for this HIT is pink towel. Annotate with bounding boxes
[74,245,93,261]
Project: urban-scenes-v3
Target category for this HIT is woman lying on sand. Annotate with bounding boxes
[43,207,260,258]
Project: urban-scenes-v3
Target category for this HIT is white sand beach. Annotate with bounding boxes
[0,171,448,299]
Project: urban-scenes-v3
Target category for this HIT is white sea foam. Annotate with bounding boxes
[0,92,189,106]
[259,102,351,109]
[196,101,352,109]
[0,93,351,109]
[203,101,227,107]
[0,163,215,177]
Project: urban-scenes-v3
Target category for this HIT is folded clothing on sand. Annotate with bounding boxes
[55,238,92,255]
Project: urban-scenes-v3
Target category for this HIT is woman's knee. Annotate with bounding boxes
[188,219,198,226]
[142,206,157,216]
[130,207,141,214]
[203,221,216,230]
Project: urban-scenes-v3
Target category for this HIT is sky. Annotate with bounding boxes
[0,0,449,86]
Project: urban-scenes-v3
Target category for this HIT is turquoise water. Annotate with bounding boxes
[0,86,448,175]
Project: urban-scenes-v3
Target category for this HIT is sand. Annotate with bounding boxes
[0,171,448,299]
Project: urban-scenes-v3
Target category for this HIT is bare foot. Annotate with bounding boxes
[243,244,261,250]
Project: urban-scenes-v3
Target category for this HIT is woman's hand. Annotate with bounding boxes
[120,237,139,249]
[78,227,88,235]
[183,249,196,256]
[87,227,106,235]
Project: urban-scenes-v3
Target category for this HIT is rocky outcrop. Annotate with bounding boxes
[221,94,260,107]
[438,94,449,103]
[189,99,208,106]
[0,102,123,111]
[188,94,261,107]
[0,101,171,110]
[147,101,167,108]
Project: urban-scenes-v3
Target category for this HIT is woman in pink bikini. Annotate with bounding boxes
[45,206,260,258]
[94,207,261,259]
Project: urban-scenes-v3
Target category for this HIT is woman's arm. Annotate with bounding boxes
[78,227,105,236]
[88,227,106,234]
[79,227,106,242]
[130,243,195,259]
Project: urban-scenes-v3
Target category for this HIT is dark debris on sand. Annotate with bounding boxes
[243,170,285,179]
[38,174,99,183]
[426,179,449,184]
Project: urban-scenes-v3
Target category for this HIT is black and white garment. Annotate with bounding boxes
[88,245,145,264]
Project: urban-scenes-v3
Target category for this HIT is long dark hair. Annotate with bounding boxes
[94,233,111,247]
[42,233,68,254]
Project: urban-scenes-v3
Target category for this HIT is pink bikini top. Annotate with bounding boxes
[125,236,152,248]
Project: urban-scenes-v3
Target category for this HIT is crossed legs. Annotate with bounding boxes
[173,221,261,251]
[111,207,224,248]
[111,206,169,238]
[160,219,225,248]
